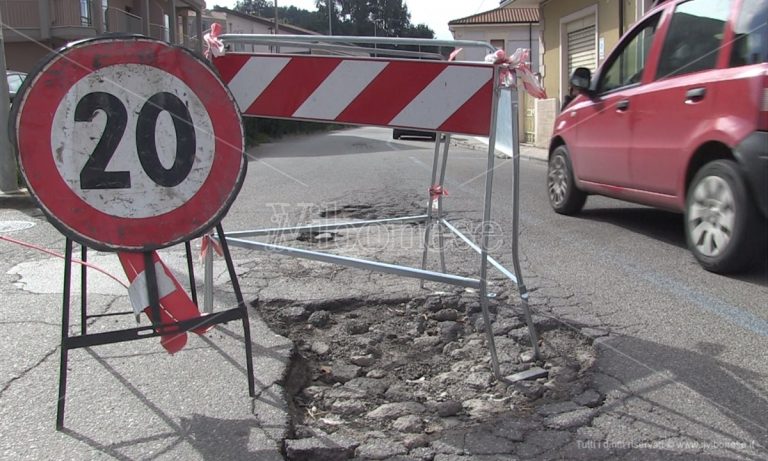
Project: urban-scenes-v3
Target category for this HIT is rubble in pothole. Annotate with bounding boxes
[254,289,602,460]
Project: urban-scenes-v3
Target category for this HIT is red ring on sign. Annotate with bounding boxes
[14,37,245,251]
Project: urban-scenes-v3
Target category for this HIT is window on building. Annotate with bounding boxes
[655,0,731,79]
[80,0,92,26]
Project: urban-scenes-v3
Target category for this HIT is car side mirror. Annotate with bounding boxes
[570,67,592,92]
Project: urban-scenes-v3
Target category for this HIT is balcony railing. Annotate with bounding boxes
[3,0,180,47]
[105,7,142,34]
[105,8,167,41]
[149,22,168,41]
[51,0,92,28]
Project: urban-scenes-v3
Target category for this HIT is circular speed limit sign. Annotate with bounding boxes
[12,36,245,251]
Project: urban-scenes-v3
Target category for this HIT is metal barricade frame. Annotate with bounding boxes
[207,35,541,382]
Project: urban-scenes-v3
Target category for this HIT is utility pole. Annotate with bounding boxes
[274,0,279,53]
[327,0,333,35]
[274,0,279,35]
[373,19,383,58]
[0,8,19,193]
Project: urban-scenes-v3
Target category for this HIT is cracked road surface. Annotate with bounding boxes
[0,126,766,459]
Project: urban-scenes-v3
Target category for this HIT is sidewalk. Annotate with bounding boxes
[0,215,293,459]
[450,136,548,163]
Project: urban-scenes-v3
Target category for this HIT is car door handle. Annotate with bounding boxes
[616,99,630,111]
[685,87,706,103]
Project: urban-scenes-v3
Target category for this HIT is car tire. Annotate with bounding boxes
[685,159,766,273]
[548,145,587,215]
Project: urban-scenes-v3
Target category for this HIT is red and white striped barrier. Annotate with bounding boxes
[213,55,495,136]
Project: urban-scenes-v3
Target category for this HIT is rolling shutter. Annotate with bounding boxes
[567,25,597,74]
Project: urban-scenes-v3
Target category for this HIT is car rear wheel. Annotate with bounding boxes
[685,160,766,273]
[548,145,587,214]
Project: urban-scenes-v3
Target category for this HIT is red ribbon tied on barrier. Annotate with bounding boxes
[429,185,449,202]
[486,48,548,99]
[204,23,225,59]
[200,233,223,263]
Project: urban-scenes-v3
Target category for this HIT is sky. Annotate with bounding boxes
[209,0,499,40]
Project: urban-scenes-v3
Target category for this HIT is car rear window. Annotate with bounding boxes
[729,0,768,66]
[655,0,731,79]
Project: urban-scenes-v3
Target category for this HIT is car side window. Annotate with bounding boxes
[655,0,731,79]
[729,0,767,67]
[598,15,660,94]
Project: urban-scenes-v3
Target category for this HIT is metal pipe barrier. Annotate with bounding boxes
[206,35,541,382]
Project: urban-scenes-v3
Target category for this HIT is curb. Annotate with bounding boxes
[0,189,35,209]
[450,137,548,163]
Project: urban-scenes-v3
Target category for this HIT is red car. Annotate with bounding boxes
[547,0,767,273]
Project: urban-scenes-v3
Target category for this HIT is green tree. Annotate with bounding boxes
[229,0,433,39]
[314,0,342,34]
[324,0,433,38]
[232,0,270,16]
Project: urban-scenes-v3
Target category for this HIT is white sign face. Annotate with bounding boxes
[50,64,215,219]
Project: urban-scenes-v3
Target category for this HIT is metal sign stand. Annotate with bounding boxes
[56,224,255,429]
[9,36,254,429]
[207,35,542,382]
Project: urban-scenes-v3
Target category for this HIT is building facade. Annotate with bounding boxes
[448,6,541,144]
[2,0,206,72]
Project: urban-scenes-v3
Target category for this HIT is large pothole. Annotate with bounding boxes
[250,192,603,460]
[254,289,601,460]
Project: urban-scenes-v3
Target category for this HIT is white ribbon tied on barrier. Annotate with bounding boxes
[204,23,225,59]
[486,48,547,99]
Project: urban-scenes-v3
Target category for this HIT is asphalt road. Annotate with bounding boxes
[1,125,765,459]
[232,126,767,457]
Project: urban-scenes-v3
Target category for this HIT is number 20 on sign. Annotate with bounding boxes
[12,36,246,251]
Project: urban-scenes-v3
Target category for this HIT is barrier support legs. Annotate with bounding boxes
[420,132,449,288]
[509,92,541,362]
[55,226,255,430]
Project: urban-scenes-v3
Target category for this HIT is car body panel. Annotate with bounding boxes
[565,87,637,187]
[551,0,767,217]
[629,74,720,199]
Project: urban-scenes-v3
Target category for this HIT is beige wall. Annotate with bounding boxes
[541,1,575,105]
[540,0,652,106]
[450,24,540,66]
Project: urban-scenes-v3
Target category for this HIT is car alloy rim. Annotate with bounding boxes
[548,154,568,206]
[687,175,736,257]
